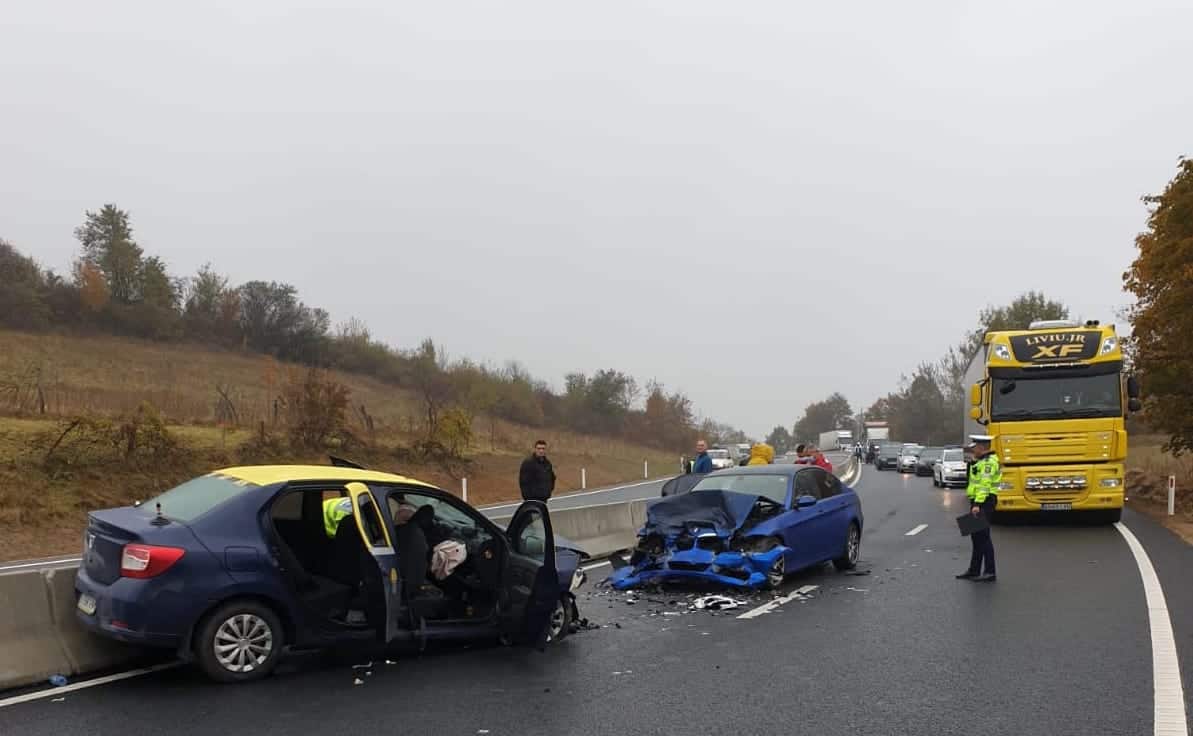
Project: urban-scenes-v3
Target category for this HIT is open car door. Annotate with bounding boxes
[502,501,560,649]
[345,482,401,643]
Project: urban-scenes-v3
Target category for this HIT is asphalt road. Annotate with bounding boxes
[3,457,1188,736]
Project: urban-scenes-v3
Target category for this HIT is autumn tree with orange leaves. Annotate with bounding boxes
[1123,157,1193,454]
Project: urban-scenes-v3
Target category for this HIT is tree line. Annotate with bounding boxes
[0,204,743,452]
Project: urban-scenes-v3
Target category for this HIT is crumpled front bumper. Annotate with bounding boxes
[608,545,788,590]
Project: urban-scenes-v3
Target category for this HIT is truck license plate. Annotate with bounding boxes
[77,593,97,615]
[1040,503,1072,511]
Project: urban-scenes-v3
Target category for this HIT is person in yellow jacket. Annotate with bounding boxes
[957,435,1000,583]
[746,443,775,466]
[322,496,353,539]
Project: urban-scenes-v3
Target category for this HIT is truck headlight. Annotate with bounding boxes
[1100,478,1122,488]
[998,482,1014,491]
[993,344,1011,360]
[1100,337,1118,355]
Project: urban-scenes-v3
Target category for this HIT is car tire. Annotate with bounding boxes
[547,595,573,643]
[833,523,861,571]
[195,600,284,684]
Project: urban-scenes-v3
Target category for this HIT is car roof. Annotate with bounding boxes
[215,465,436,488]
[707,464,812,478]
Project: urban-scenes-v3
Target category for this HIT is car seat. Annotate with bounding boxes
[395,506,451,621]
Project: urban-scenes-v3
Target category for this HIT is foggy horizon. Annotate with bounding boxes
[3,0,1190,437]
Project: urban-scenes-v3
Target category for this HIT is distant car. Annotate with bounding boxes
[707,448,736,470]
[610,464,863,590]
[897,445,923,473]
[915,447,943,476]
[874,445,901,470]
[933,448,969,488]
[75,462,587,683]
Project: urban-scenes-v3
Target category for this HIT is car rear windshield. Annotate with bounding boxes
[708,449,730,458]
[691,474,789,504]
[942,449,963,461]
[139,473,260,522]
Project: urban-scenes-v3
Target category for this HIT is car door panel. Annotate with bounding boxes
[345,482,401,642]
[787,471,833,566]
[502,501,559,649]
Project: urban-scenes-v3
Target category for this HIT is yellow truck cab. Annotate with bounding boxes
[963,319,1141,523]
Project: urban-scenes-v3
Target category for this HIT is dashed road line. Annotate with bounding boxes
[1114,522,1188,736]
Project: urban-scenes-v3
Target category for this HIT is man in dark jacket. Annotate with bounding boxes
[690,439,713,474]
[519,440,556,501]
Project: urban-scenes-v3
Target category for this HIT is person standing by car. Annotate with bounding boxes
[519,440,556,502]
[957,435,1000,583]
[746,442,775,465]
[322,496,353,538]
[691,439,713,474]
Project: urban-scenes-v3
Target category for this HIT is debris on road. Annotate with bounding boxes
[844,587,869,593]
[693,595,745,611]
[48,675,68,687]
[353,678,364,686]
[844,569,872,576]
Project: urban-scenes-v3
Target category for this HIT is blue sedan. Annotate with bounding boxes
[610,464,863,590]
[75,461,586,682]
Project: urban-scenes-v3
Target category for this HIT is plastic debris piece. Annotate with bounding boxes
[693,595,745,611]
[385,660,397,665]
[845,570,872,576]
[51,698,65,703]
[48,675,68,687]
[353,678,364,686]
[844,587,868,593]
[352,662,373,670]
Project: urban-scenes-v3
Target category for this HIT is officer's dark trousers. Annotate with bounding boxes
[968,495,998,575]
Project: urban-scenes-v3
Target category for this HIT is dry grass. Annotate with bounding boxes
[0,329,683,561]
[1126,434,1193,545]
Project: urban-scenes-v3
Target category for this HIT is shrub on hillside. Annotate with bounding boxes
[282,368,351,450]
[35,401,185,477]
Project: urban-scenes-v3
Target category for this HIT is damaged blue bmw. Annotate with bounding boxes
[609,465,863,590]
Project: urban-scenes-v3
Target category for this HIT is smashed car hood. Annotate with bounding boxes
[643,490,762,537]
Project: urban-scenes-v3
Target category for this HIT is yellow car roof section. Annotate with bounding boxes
[214,465,436,489]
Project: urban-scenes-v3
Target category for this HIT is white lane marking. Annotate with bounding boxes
[480,478,664,512]
[905,524,928,536]
[737,585,818,620]
[1114,521,1189,736]
[0,662,182,709]
[581,560,611,572]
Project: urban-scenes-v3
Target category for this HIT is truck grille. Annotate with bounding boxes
[1001,432,1114,464]
[1022,473,1089,504]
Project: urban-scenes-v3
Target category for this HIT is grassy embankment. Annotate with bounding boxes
[0,329,680,561]
[1126,434,1193,544]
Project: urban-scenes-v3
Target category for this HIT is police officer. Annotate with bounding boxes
[322,496,353,538]
[957,434,1000,582]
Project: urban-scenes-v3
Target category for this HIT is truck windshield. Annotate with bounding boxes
[990,373,1121,421]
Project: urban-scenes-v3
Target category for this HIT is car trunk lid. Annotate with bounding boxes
[83,507,192,585]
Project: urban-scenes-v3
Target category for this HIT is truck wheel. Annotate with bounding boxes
[195,600,284,683]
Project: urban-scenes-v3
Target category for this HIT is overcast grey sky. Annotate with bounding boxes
[2,0,1191,436]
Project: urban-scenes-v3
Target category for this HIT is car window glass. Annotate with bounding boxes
[691,474,789,504]
[513,509,547,561]
[271,490,302,521]
[356,493,388,547]
[385,490,493,549]
[138,473,260,523]
[811,468,840,498]
[794,471,820,500]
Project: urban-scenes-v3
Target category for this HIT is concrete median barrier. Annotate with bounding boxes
[0,570,71,690]
[44,566,145,676]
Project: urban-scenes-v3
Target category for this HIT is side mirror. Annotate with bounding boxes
[796,495,817,509]
[1128,397,1142,413]
[969,407,982,420]
[1127,375,1140,399]
[969,383,982,407]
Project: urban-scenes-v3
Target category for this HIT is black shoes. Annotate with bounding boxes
[956,571,979,579]
[975,574,997,583]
